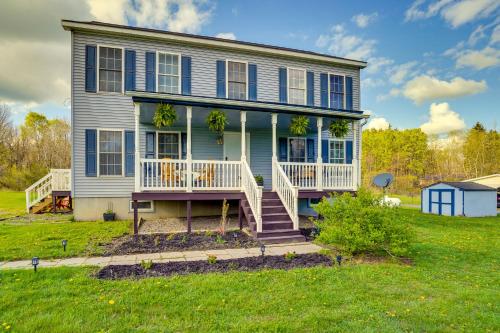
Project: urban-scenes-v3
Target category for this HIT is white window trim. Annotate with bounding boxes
[96,128,125,177]
[287,137,308,162]
[328,138,346,164]
[129,200,155,213]
[225,59,249,100]
[155,130,182,159]
[327,72,346,109]
[287,67,307,105]
[156,51,182,94]
[96,44,125,94]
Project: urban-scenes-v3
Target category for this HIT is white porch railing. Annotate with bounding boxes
[279,162,357,191]
[273,160,299,230]
[241,160,262,232]
[25,169,71,213]
[192,160,241,190]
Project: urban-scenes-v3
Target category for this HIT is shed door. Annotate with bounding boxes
[429,189,454,216]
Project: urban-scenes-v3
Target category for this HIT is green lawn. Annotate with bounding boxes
[0,191,25,219]
[0,220,131,261]
[390,193,421,205]
[0,209,498,332]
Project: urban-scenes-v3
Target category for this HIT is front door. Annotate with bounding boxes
[223,132,250,163]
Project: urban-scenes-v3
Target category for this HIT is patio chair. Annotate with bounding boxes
[197,164,215,187]
[161,157,181,186]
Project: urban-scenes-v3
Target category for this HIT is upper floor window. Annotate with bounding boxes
[158,52,180,94]
[329,139,345,164]
[98,46,123,93]
[99,130,123,176]
[157,132,181,159]
[227,61,247,100]
[288,68,306,105]
[288,137,306,162]
[329,74,345,109]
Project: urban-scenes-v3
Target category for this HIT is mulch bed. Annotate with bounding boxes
[96,253,333,279]
[103,230,260,256]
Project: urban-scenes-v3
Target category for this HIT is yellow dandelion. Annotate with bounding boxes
[5,326,11,330]
[419,295,425,300]
[108,300,115,305]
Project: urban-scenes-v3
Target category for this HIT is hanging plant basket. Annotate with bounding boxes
[153,103,177,128]
[289,115,309,136]
[206,109,228,144]
[329,119,350,138]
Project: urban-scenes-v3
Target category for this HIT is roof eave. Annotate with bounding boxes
[61,20,367,69]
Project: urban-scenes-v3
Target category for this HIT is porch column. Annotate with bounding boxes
[186,106,193,192]
[240,111,247,162]
[134,103,141,192]
[271,113,278,191]
[316,117,323,191]
[352,120,359,190]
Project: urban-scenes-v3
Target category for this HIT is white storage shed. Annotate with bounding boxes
[421,182,497,217]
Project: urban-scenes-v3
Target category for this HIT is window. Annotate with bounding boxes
[99,130,123,176]
[158,52,180,93]
[227,61,247,100]
[129,200,154,212]
[288,137,306,162]
[157,132,181,159]
[98,46,123,93]
[329,74,344,109]
[288,68,306,104]
[329,140,345,164]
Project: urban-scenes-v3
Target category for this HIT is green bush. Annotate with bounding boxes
[313,188,413,257]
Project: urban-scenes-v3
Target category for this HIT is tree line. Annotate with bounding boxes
[0,106,70,190]
[362,123,500,196]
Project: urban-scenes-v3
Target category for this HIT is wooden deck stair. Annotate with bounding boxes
[242,191,305,244]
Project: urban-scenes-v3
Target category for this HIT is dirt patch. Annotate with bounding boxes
[139,214,242,234]
[103,230,260,256]
[96,253,333,279]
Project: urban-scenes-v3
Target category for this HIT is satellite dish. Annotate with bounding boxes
[373,173,394,193]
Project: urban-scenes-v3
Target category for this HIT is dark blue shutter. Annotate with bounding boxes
[145,52,156,92]
[321,139,329,163]
[346,140,353,164]
[85,45,97,92]
[307,71,314,106]
[125,131,135,176]
[278,138,288,162]
[320,73,328,107]
[181,56,191,95]
[279,68,287,103]
[307,138,315,162]
[346,76,353,110]
[145,132,155,158]
[181,133,187,159]
[216,60,226,98]
[85,129,97,176]
[125,50,136,91]
[248,64,257,101]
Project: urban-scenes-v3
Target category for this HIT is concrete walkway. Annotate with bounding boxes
[0,242,323,270]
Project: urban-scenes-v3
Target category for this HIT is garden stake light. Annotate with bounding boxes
[32,257,39,272]
[62,239,67,251]
[260,244,266,256]
[336,255,342,266]
[233,233,238,241]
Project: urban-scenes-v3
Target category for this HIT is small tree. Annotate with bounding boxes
[313,188,413,257]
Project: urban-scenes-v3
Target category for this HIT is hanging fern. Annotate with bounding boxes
[206,109,228,144]
[329,119,350,138]
[289,115,309,136]
[153,103,177,128]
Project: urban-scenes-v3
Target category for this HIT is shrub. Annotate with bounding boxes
[284,251,297,261]
[207,255,217,264]
[313,188,413,257]
[140,260,153,270]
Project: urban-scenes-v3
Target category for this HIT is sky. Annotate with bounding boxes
[0,0,499,136]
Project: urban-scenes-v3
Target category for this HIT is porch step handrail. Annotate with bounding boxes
[241,160,262,232]
[25,169,71,213]
[273,160,299,230]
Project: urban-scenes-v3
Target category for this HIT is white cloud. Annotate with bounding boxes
[365,57,394,74]
[405,0,499,27]
[402,75,487,105]
[376,88,401,102]
[362,78,384,89]
[456,46,500,69]
[315,25,376,60]
[366,117,390,130]
[420,102,466,135]
[88,0,127,25]
[491,24,500,44]
[215,32,236,40]
[387,61,418,84]
[351,12,378,28]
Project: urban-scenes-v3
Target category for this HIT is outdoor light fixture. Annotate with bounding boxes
[260,244,266,256]
[62,239,68,251]
[233,232,238,241]
[336,255,342,266]
[32,257,39,272]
